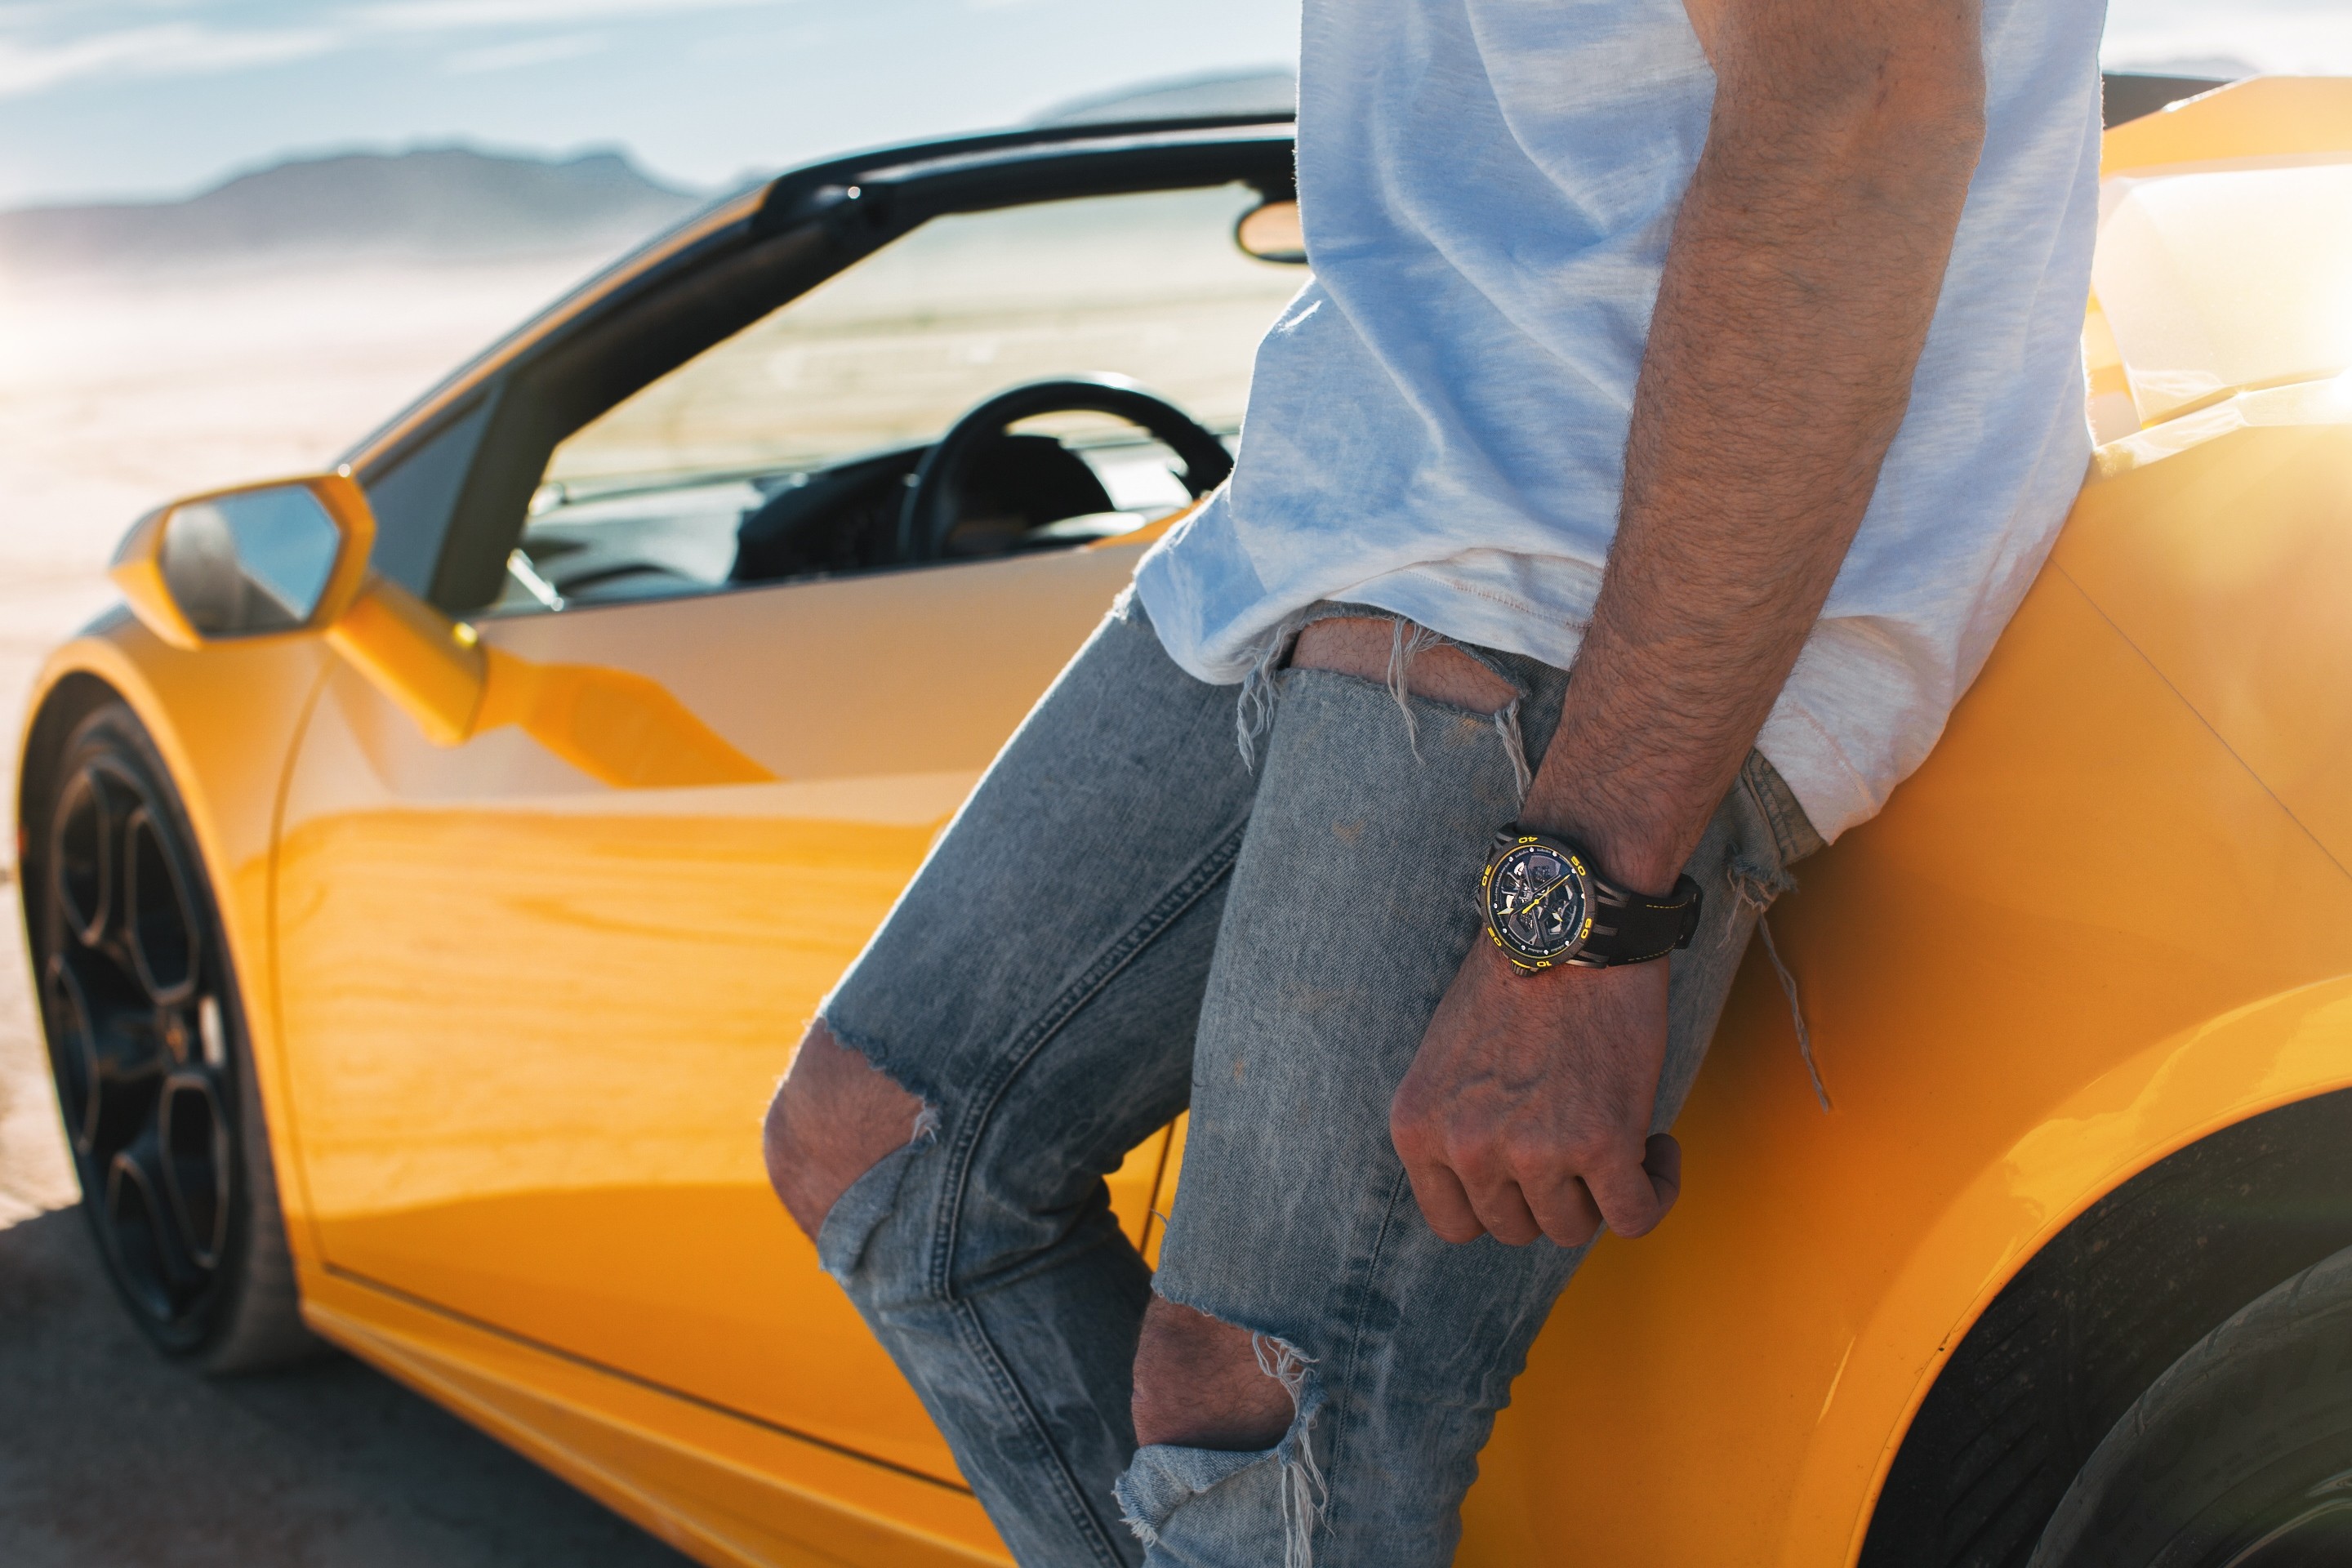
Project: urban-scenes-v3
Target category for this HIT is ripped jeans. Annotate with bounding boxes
[813,595,1822,1568]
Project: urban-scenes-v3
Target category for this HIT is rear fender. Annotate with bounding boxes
[1862,1078,2352,1561]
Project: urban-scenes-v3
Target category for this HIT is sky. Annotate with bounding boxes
[1,0,2349,211]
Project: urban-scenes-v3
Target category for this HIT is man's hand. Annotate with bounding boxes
[1392,944,1682,1248]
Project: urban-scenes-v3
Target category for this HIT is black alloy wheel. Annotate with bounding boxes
[2032,1241,2352,1568]
[29,700,314,1370]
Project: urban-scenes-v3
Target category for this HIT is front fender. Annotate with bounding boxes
[16,614,332,1251]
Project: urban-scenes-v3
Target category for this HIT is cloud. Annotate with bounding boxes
[443,31,608,76]
[0,21,336,97]
[363,0,786,27]
[0,0,796,101]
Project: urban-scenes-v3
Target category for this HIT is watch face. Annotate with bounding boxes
[1485,840,1592,964]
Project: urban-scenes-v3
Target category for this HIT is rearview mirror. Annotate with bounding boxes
[1235,198,1307,265]
[111,474,374,649]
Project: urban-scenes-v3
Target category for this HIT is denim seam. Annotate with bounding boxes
[923,815,1251,1565]
[1740,754,1817,869]
[1316,1161,1417,1548]
[928,815,1250,1296]
[947,1302,1133,1568]
[1736,760,1783,870]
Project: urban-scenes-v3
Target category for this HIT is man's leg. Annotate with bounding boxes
[1118,620,1818,1567]
[764,595,1259,1568]
[1128,618,1520,1458]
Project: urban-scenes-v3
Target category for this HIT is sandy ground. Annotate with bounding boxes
[0,253,626,815]
[0,252,693,1566]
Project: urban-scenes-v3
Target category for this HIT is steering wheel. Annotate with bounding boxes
[897,376,1234,563]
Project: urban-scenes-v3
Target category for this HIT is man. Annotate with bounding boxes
[766,0,2105,1561]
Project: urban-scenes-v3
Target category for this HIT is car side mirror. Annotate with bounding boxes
[109,472,772,786]
[111,474,375,649]
[112,471,488,745]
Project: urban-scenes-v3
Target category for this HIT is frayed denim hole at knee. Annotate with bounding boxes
[800,1017,944,1281]
[1115,1446,1264,1552]
[807,1012,952,1116]
[1113,1333,1328,1568]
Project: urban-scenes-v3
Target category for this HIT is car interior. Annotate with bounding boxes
[506,376,1240,612]
[473,180,1307,617]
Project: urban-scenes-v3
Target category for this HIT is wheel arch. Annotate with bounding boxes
[16,622,336,1257]
[1823,977,2352,1566]
[18,629,260,956]
[15,666,125,898]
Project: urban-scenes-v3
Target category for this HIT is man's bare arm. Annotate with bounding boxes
[1525,0,1986,887]
[1391,0,1988,1247]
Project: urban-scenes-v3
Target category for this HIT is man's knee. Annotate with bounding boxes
[1131,1296,1298,1451]
[764,1019,928,1241]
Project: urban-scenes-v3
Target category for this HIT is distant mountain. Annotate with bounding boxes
[0,145,705,275]
[1036,69,1296,126]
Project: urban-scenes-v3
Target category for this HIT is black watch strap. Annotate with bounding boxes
[1581,870,1705,965]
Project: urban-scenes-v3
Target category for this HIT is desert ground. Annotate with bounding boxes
[0,251,691,1565]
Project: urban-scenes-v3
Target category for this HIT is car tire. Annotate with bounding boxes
[2030,1241,2352,1566]
[28,699,319,1373]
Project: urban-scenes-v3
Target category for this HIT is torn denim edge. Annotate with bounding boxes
[1384,617,1447,762]
[1114,1327,1329,1568]
[1254,1334,1329,1568]
[1724,859,1832,1113]
[1234,604,1531,800]
[1490,698,1531,802]
[813,1139,925,1280]
[804,1015,945,1280]
[814,1013,949,1123]
[1235,605,1320,772]
[1116,1445,1266,1554]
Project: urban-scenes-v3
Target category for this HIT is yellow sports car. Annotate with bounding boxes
[16,74,2352,1567]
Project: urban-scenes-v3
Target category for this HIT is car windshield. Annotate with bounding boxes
[502,181,1304,612]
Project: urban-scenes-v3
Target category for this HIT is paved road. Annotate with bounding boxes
[0,899,694,1568]
[0,1208,699,1568]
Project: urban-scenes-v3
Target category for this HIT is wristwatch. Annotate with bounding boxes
[1479,826,1703,973]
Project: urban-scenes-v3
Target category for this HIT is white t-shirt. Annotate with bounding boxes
[1133,0,2106,842]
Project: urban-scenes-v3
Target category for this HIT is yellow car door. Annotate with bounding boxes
[269,168,1302,1484]
[275,541,1140,1482]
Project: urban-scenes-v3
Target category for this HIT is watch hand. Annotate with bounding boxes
[1507,878,1563,922]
